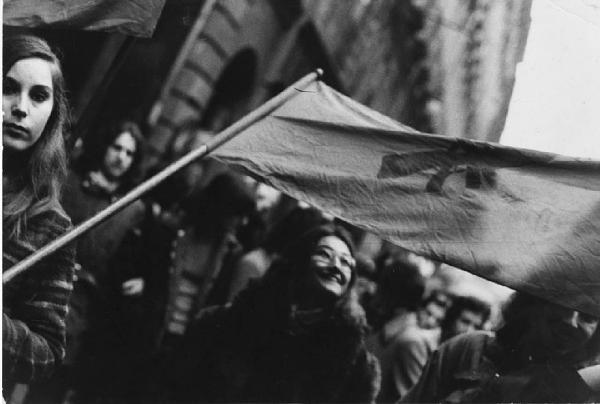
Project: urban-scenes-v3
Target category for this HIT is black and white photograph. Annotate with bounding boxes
[2,0,600,403]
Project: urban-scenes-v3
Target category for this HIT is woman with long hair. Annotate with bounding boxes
[2,34,76,393]
[164,223,381,403]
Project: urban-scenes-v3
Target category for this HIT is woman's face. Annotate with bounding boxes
[102,131,137,180]
[306,235,355,298]
[3,58,54,152]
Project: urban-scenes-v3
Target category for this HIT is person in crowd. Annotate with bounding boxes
[416,289,452,331]
[57,118,146,401]
[371,287,453,402]
[439,294,491,343]
[89,171,255,402]
[2,34,76,397]
[63,119,145,285]
[226,204,330,301]
[235,179,283,253]
[376,294,491,401]
[352,252,378,317]
[402,292,600,403]
[159,120,227,201]
[162,172,256,328]
[368,254,427,332]
[366,257,427,402]
[163,223,381,403]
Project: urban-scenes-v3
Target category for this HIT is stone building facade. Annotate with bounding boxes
[304,0,533,141]
[140,0,532,167]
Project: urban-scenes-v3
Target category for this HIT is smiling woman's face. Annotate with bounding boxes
[306,235,355,298]
[3,58,54,152]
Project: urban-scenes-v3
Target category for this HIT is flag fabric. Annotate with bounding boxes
[213,81,600,317]
[3,0,167,38]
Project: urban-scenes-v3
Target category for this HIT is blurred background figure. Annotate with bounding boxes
[91,171,256,401]
[162,224,380,403]
[164,172,256,334]
[366,255,427,402]
[368,272,493,403]
[416,290,453,331]
[368,252,427,333]
[235,179,284,251]
[369,289,451,402]
[46,119,146,403]
[440,295,491,343]
[428,263,512,329]
[352,252,378,321]
[226,204,330,301]
[403,292,600,403]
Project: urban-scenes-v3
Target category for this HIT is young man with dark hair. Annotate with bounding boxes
[440,295,491,342]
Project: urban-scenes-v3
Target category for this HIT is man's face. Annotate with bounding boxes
[418,300,447,329]
[539,306,599,357]
[447,309,486,339]
[102,131,136,180]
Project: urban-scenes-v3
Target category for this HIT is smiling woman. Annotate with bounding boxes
[309,236,356,297]
[163,223,381,403]
[2,34,76,396]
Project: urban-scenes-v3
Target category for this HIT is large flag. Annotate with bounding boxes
[213,81,600,317]
[3,0,167,38]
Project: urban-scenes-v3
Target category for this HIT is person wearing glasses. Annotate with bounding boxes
[162,223,381,403]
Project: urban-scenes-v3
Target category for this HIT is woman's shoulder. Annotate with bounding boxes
[12,205,73,252]
[30,204,72,233]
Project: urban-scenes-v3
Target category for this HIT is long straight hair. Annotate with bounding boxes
[3,35,69,241]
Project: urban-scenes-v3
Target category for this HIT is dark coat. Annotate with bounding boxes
[402,331,599,403]
[62,170,145,289]
[165,269,381,403]
[59,170,144,397]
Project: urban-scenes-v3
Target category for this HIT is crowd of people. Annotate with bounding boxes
[3,34,600,404]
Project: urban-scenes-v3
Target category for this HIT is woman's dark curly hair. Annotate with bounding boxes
[230,223,369,338]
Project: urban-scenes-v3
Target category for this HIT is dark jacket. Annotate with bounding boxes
[3,208,76,392]
[62,170,145,289]
[165,269,381,403]
[59,170,144,397]
[402,331,599,403]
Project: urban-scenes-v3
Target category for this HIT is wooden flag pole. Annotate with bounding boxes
[3,69,323,284]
